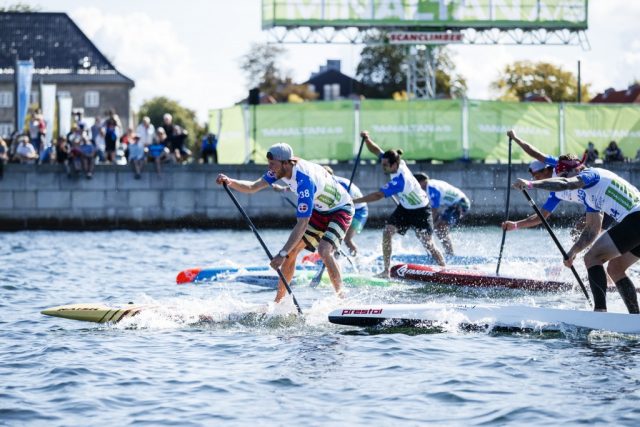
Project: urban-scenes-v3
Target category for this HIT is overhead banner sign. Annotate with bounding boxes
[262,0,588,30]
[388,31,463,44]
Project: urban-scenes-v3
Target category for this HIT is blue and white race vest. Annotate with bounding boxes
[262,159,352,218]
[576,168,640,222]
[427,179,468,209]
[380,159,430,209]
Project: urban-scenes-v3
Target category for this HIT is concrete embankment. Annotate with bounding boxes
[0,162,638,230]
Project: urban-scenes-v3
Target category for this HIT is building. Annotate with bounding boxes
[0,12,134,138]
[590,84,640,103]
[305,60,372,101]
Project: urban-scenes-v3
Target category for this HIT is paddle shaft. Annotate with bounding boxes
[521,189,592,305]
[495,137,512,275]
[223,183,303,314]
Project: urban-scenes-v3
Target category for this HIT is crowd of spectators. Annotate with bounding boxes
[582,140,634,165]
[0,109,224,180]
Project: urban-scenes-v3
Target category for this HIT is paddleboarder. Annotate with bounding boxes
[323,166,368,256]
[513,155,640,314]
[352,131,445,278]
[216,143,354,303]
[414,172,470,256]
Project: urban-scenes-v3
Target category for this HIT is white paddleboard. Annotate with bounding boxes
[328,303,640,335]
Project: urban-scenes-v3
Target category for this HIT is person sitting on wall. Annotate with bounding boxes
[79,136,96,179]
[128,134,146,179]
[0,136,8,179]
[147,128,171,176]
[201,133,218,164]
[604,140,624,162]
[584,142,599,166]
[15,136,38,164]
[55,136,71,177]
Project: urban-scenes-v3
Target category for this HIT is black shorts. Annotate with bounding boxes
[387,205,433,236]
[607,211,640,257]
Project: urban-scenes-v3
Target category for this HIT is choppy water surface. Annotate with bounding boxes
[2,228,640,426]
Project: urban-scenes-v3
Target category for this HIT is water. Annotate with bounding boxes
[2,227,640,426]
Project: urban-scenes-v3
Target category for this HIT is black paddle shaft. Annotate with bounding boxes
[496,137,513,275]
[223,183,303,314]
[521,189,592,305]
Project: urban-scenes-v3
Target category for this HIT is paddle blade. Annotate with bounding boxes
[176,268,202,284]
[309,265,326,288]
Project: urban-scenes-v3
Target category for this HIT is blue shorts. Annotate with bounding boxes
[351,207,368,233]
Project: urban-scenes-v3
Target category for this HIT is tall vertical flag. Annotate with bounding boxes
[39,82,57,147]
[14,59,34,134]
[57,95,73,138]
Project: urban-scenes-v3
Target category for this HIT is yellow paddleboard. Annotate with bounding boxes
[41,303,144,323]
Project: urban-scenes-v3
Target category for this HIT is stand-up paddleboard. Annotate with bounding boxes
[176,264,317,284]
[390,263,572,291]
[328,303,640,335]
[41,303,145,323]
[230,271,393,288]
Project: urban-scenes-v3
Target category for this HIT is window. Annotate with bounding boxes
[84,91,99,108]
[0,122,13,139]
[0,91,13,108]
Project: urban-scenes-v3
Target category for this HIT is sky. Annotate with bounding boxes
[5,0,640,122]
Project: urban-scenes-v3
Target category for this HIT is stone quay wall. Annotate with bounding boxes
[0,162,638,230]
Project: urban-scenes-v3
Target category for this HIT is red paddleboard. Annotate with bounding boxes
[390,263,571,291]
[176,268,202,284]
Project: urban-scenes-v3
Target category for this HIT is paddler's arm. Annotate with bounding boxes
[507,129,547,162]
[270,217,310,270]
[564,211,603,268]
[216,173,269,193]
[360,131,383,157]
[502,210,551,231]
[512,176,585,192]
[353,191,385,204]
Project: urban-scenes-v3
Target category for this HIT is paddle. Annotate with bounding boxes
[310,135,367,287]
[495,137,513,275]
[223,183,303,314]
[521,189,592,305]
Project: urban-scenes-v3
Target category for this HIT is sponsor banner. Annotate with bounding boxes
[388,31,463,44]
[40,84,57,146]
[563,104,640,159]
[262,0,587,30]
[15,60,34,133]
[467,100,560,161]
[254,101,354,163]
[57,95,73,138]
[360,99,463,160]
[214,106,248,164]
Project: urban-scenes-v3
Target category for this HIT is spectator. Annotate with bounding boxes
[201,133,218,164]
[79,137,96,179]
[604,140,624,162]
[169,125,191,163]
[74,111,87,134]
[135,116,155,149]
[55,136,71,177]
[38,141,55,164]
[15,136,38,164]
[635,148,640,162]
[128,134,145,179]
[90,115,102,143]
[104,110,121,163]
[583,142,599,165]
[0,136,8,179]
[94,127,106,163]
[28,109,46,154]
[147,128,171,176]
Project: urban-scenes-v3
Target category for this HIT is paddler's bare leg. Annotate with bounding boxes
[416,229,446,266]
[318,240,344,297]
[274,240,306,303]
[376,225,396,278]
[606,252,640,314]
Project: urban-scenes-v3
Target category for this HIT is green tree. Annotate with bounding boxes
[137,97,204,151]
[491,61,590,102]
[356,39,467,99]
[238,43,317,102]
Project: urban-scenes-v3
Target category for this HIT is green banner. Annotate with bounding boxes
[253,101,355,163]
[467,100,560,161]
[214,106,247,164]
[262,0,588,30]
[564,104,640,160]
[360,99,463,160]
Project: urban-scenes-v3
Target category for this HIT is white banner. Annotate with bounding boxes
[40,84,57,146]
[57,95,73,138]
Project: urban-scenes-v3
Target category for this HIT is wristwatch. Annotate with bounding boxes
[278,249,288,258]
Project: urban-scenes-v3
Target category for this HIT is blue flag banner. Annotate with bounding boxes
[16,60,34,133]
